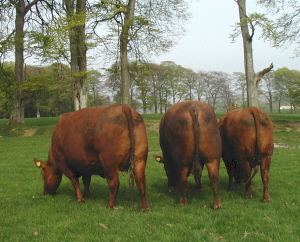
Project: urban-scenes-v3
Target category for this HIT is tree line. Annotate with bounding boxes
[0,0,190,124]
[1,60,299,119]
[0,0,299,124]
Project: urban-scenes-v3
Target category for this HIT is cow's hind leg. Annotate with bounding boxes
[179,167,189,205]
[206,160,222,210]
[226,160,235,190]
[82,175,91,198]
[261,156,271,202]
[134,160,149,211]
[244,162,253,199]
[105,169,120,209]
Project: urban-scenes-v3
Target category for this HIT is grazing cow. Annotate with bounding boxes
[154,101,222,210]
[219,107,274,202]
[34,105,149,211]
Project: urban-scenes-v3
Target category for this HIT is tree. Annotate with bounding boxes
[273,68,300,112]
[258,0,300,56]
[204,71,229,110]
[0,62,15,118]
[160,61,184,105]
[25,63,73,117]
[0,0,56,124]
[232,72,247,108]
[145,63,165,113]
[87,70,111,107]
[181,68,197,101]
[104,62,122,104]
[93,0,190,106]
[0,0,40,124]
[63,0,88,110]
[118,0,135,105]
[233,0,273,107]
[194,71,206,102]
[261,72,276,113]
[22,65,51,117]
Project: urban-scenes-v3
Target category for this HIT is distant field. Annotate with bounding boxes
[0,113,299,241]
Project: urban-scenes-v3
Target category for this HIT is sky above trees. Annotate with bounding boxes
[153,0,299,74]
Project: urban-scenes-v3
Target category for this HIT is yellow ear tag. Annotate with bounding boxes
[36,161,41,167]
[156,157,161,162]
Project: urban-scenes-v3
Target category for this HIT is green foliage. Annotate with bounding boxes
[0,113,300,240]
[230,10,277,44]
[0,62,14,118]
[257,0,300,55]
[273,68,300,109]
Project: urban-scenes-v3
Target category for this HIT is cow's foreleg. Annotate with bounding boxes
[260,156,271,202]
[105,170,120,209]
[134,160,149,211]
[60,169,84,202]
[206,160,222,210]
[82,175,91,198]
[179,167,189,205]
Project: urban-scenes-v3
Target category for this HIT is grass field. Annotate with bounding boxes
[0,113,300,241]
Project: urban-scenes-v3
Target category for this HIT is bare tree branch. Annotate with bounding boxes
[255,62,274,86]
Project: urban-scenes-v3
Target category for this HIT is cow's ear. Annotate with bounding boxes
[34,158,46,168]
[153,155,164,163]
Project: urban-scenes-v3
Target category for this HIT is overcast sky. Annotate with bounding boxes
[153,0,299,74]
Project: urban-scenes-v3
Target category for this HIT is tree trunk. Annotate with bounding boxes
[237,0,273,107]
[120,0,135,105]
[64,0,87,111]
[8,0,26,125]
[268,90,273,113]
[237,0,258,107]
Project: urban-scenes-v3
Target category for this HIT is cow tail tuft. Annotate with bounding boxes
[122,105,135,194]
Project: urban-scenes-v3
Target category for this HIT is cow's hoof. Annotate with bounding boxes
[179,201,188,206]
[83,192,91,198]
[106,205,115,209]
[141,207,150,212]
[195,185,203,191]
[245,193,252,199]
[262,197,270,203]
[77,198,85,203]
[213,202,223,210]
[228,186,234,191]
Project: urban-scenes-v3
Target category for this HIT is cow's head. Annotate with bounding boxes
[34,158,62,195]
[153,155,178,190]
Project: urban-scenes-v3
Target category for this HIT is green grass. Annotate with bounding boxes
[0,113,300,241]
[270,114,300,147]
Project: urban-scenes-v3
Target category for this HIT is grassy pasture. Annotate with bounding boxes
[0,113,300,241]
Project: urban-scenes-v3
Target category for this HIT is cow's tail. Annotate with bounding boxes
[122,105,135,192]
[246,107,261,183]
[190,106,201,171]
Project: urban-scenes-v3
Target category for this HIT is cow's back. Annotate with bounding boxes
[219,107,273,160]
[160,101,221,166]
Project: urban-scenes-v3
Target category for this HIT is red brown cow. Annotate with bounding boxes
[219,107,274,202]
[154,101,222,210]
[34,105,149,211]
